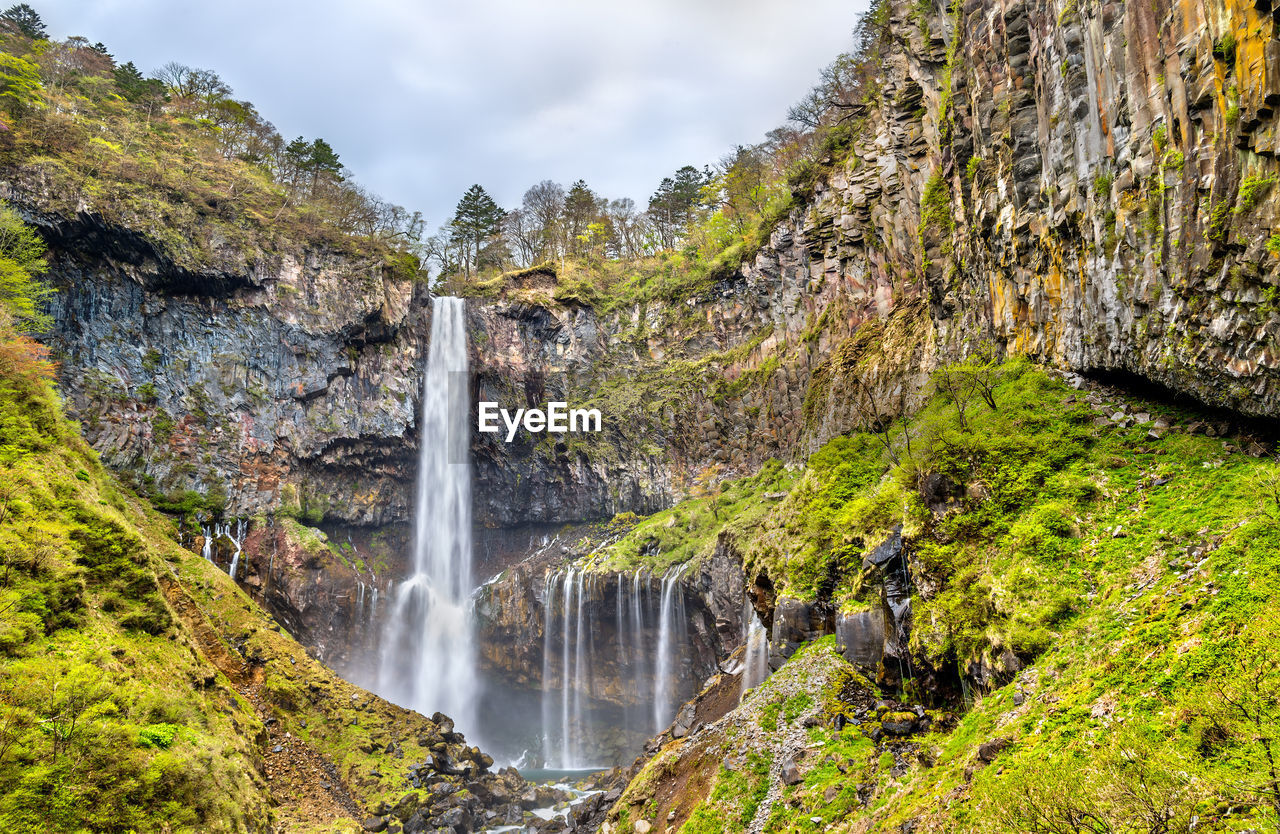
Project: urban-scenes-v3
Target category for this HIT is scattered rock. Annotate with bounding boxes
[978,737,1012,763]
[881,711,919,736]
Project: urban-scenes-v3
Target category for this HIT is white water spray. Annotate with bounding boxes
[377,297,477,734]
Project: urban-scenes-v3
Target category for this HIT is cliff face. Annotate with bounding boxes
[21,207,430,527]
[470,0,1280,522]
[20,0,1280,539]
[796,0,1280,417]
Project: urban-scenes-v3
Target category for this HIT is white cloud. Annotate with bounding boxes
[37,0,867,225]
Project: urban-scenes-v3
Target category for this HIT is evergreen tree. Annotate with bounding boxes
[281,136,312,189]
[1,4,46,40]
[112,61,165,104]
[648,165,709,250]
[449,185,505,278]
[308,139,342,180]
[563,179,598,255]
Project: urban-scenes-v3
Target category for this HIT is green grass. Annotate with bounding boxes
[605,359,1280,832]
[0,320,454,830]
[0,355,273,831]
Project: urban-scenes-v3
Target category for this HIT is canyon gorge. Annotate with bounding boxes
[2,0,1280,828]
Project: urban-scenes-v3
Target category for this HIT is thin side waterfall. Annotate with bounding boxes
[653,566,688,733]
[539,566,692,768]
[741,601,770,700]
[560,567,576,767]
[541,571,557,762]
[376,297,477,734]
[631,570,646,716]
[227,519,245,580]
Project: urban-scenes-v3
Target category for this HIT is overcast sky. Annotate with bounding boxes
[37,0,867,228]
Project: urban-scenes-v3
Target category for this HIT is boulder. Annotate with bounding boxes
[978,737,1012,763]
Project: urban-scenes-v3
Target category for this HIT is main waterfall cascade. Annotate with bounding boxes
[540,566,694,769]
[376,297,480,736]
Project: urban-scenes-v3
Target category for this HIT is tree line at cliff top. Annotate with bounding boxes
[0,0,891,283]
[427,0,892,286]
[0,3,426,260]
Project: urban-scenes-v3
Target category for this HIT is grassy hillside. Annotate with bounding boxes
[0,328,278,829]
[0,23,421,275]
[0,302,502,831]
[594,360,1280,832]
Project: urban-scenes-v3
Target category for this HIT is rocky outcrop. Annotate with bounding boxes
[13,205,431,526]
[792,0,1280,418]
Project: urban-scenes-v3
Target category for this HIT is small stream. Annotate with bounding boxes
[484,769,604,833]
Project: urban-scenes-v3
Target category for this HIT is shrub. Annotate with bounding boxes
[138,723,184,749]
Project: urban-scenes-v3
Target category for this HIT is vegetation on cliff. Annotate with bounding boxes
[432,0,891,303]
[593,359,1280,831]
[0,8,425,274]
[0,206,504,831]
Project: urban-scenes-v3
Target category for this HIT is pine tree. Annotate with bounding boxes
[449,185,505,278]
[563,179,598,255]
[648,165,708,250]
[112,61,165,104]
[1,4,46,40]
[308,139,342,180]
[282,136,312,189]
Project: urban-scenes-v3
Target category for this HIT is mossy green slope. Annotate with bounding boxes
[0,354,276,830]
[0,340,484,831]
[600,360,1280,832]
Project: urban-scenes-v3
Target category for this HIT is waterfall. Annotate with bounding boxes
[560,567,575,767]
[539,567,591,769]
[631,570,646,718]
[653,566,688,732]
[539,565,692,767]
[740,600,769,699]
[201,525,213,561]
[541,571,557,763]
[227,519,245,580]
[376,297,477,735]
